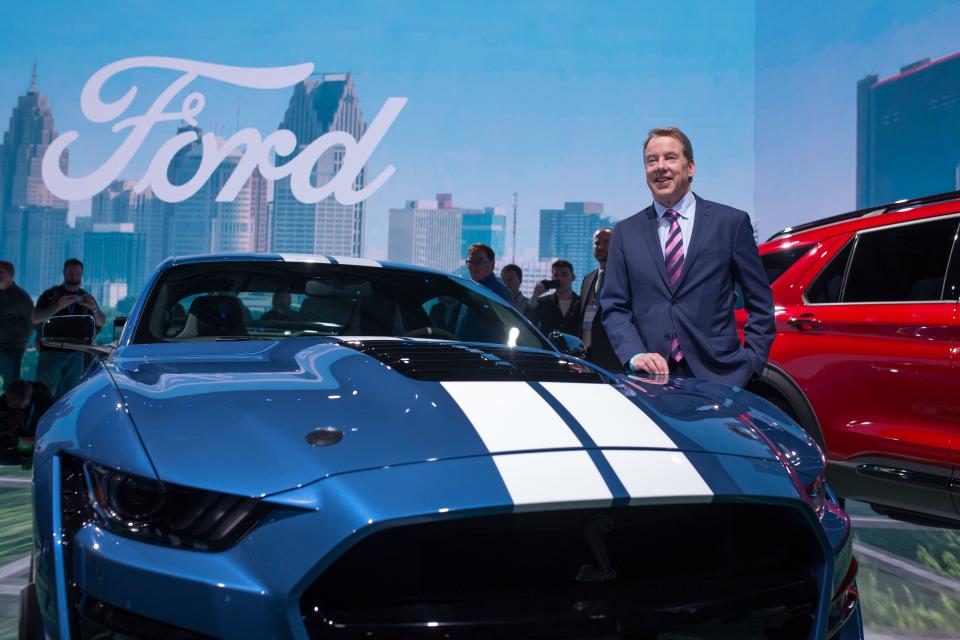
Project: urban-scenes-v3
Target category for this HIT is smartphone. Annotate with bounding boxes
[74,294,85,302]
[541,279,560,290]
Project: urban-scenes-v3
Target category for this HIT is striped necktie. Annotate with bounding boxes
[664,209,684,362]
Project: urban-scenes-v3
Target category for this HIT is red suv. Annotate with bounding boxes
[738,191,960,527]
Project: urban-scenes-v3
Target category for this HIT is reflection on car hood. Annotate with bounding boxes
[108,338,788,497]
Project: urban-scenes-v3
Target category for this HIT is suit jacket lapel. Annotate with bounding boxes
[640,206,671,291]
[674,195,713,291]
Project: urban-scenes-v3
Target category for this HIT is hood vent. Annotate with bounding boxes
[341,340,607,383]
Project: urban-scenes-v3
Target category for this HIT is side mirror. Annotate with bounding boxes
[549,331,587,359]
[40,314,96,348]
[114,316,128,342]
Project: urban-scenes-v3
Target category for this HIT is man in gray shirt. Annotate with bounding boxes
[0,261,35,387]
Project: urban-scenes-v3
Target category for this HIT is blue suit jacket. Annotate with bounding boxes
[599,195,775,387]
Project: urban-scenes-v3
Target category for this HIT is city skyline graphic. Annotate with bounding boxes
[1,1,959,302]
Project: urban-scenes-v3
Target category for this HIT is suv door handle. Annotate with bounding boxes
[787,314,821,331]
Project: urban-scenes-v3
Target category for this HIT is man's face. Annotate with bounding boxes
[552,266,574,291]
[593,230,612,263]
[274,292,291,311]
[467,248,494,281]
[644,135,695,206]
[0,268,12,290]
[63,264,83,287]
[500,268,521,295]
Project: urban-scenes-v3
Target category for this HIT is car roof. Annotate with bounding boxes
[156,253,462,279]
[763,190,960,249]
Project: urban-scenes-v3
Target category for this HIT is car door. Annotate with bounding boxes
[787,214,960,477]
[946,231,960,510]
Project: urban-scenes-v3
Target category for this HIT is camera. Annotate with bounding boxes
[540,279,560,290]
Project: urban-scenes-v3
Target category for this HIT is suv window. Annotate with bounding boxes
[843,217,959,303]
[806,240,853,304]
[761,244,813,284]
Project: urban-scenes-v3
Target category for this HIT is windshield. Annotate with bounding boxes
[130,261,551,350]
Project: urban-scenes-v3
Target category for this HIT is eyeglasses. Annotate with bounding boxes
[465,259,491,266]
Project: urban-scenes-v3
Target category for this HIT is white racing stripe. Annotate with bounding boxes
[604,450,713,502]
[442,381,581,452]
[541,382,677,449]
[278,253,331,264]
[492,451,612,509]
[330,256,382,267]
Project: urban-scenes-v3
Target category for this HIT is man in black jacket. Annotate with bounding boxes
[32,259,105,397]
[0,261,35,386]
[526,259,580,336]
[578,228,621,370]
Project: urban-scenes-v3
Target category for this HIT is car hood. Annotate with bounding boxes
[107,338,794,497]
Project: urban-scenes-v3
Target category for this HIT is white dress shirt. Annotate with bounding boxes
[654,190,697,256]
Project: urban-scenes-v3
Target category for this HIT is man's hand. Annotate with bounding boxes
[531,282,547,299]
[77,294,98,311]
[629,352,669,375]
[55,296,75,312]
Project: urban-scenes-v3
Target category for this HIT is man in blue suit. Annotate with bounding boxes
[600,127,774,387]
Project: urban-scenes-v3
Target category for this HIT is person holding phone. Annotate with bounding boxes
[525,259,580,337]
[32,258,105,397]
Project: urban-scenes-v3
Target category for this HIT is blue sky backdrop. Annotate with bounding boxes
[0,1,955,256]
[754,0,960,234]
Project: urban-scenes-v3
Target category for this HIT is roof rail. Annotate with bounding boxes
[766,189,960,241]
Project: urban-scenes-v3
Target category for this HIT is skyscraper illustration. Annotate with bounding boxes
[272,73,366,257]
[168,141,259,256]
[0,65,68,213]
[388,196,465,273]
[857,53,960,208]
[388,194,506,273]
[539,202,614,282]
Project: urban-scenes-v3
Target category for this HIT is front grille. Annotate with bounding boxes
[342,340,607,382]
[301,503,823,639]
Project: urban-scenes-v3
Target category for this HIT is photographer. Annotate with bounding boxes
[32,259,105,397]
[0,379,53,465]
[525,259,580,336]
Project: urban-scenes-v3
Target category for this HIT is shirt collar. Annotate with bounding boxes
[654,190,695,220]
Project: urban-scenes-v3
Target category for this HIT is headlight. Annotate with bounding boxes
[82,462,266,551]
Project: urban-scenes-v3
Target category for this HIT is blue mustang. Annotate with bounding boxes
[23,253,863,639]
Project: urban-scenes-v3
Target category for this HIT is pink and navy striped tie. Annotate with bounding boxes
[664,209,684,362]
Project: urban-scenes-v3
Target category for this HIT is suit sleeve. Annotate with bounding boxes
[599,224,647,365]
[731,212,775,374]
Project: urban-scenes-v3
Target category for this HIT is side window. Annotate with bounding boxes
[806,240,853,304]
[761,244,814,284]
[843,218,959,303]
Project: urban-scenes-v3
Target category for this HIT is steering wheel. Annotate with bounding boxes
[403,327,457,340]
